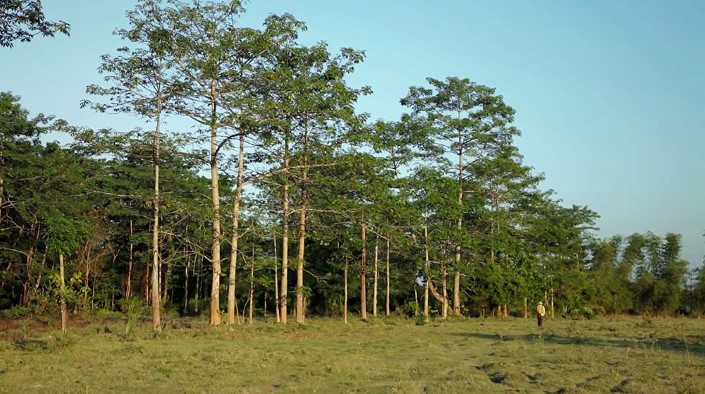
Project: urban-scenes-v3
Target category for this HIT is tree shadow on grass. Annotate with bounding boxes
[450,331,705,357]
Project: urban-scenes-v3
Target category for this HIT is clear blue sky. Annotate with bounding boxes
[2,1,704,269]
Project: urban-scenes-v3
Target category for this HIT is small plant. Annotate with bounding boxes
[414,308,427,326]
[124,298,142,340]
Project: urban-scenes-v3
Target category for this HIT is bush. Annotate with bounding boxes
[0,306,34,319]
[94,309,123,319]
[124,298,143,340]
[398,302,418,318]
[568,306,598,320]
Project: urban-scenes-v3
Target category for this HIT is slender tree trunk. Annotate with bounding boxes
[453,131,463,317]
[344,256,348,325]
[83,244,91,311]
[414,285,419,316]
[295,204,306,323]
[424,225,430,318]
[373,238,378,317]
[59,253,67,333]
[151,98,162,331]
[126,220,133,300]
[296,130,309,323]
[249,246,254,324]
[209,82,222,326]
[442,265,448,319]
[524,297,528,318]
[385,238,391,316]
[360,218,367,321]
[145,264,150,305]
[228,134,245,325]
[183,256,190,314]
[425,224,451,318]
[280,139,290,324]
[194,257,201,314]
[162,258,172,302]
[273,230,280,323]
[22,245,34,306]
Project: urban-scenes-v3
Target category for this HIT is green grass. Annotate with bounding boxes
[1,315,704,393]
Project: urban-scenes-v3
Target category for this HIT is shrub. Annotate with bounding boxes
[568,306,598,320]
[0,306,34,319]
[124,298,143,340]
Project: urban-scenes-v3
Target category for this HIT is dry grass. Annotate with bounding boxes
[1,315,704,393]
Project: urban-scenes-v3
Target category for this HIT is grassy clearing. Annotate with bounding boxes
[1,315,704,393]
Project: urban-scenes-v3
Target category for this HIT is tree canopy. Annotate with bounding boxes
[0,1,700,325]
[0,0,70,47]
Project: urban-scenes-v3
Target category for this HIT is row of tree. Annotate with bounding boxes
[1,1,703,331]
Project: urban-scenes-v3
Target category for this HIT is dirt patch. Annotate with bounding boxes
[0,317,93,341]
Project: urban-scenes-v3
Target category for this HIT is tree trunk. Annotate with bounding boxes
[151,103,163,330]
[126,220,134,300]
[385,238,391,317]
[296,130,309,324]
[524,297,528,318]
[249,246,254,325]
[273,230,280,323]
[344,256,348,325]
[280,139,290,324]
[453,271,461,316]
[145,263,150,305]
[183,256,190,315]
[424,225,430,318]
[453,131,463,317]
[162,258,172,302]
[209,81,222,326]
[194,257,201,314]
[21,244,34,306]
[59,253,68,333]
[373,239,378,317]
[442,265,448,319]
[228,134,245,325]
[360,218,367,321]
[295,205,306,323]
[83,242,91,311]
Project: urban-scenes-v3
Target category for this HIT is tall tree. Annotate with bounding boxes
[83,0,176,331]
[133,0,249,325]
[45,213,88,333]
[0,92,53,307]
[401,77,518,316]
[257,34,369,322]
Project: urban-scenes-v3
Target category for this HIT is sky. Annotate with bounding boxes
[2,0,704,269]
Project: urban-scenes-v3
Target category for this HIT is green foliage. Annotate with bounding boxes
[567,306,600,320]
[0,0,694,323]
[0,0,70,47]
[414,310,427,326]
[0,305,34,319]
[124,298,142,340]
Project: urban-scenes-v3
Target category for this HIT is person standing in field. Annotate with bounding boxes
[536,301,546,329]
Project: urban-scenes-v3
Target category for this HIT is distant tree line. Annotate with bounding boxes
[1,0,703,327]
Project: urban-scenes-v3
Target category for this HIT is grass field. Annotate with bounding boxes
[1,315,704,393]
